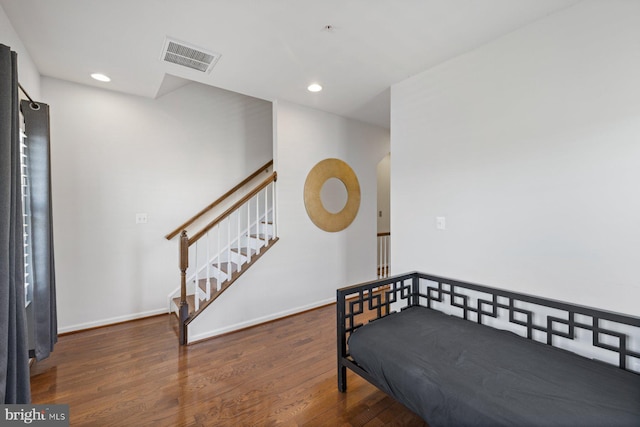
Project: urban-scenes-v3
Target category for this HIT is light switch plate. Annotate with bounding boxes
[436,216,446,230]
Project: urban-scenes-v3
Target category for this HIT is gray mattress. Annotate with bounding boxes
[348,306,640,427]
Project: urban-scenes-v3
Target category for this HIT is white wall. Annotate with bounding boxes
[391,0,640,316]
[42,77,273,332]
[0,4,40,98]
[188,100,389,341]
[376,153,391,233]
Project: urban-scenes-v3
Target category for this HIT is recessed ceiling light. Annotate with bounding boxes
[307,83,322,92]
[91,73,111,82]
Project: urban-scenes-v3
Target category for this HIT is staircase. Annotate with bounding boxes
[165,161,278,344]
[171,211,277,316]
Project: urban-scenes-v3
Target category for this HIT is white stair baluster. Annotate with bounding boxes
[216,223,221,291]
[194,242,200,311]
[236,209,242,272]
[263,188,268,242]
[383,236,387,278]
[383,235,390,278]
[271,181,276,239]
[227,217,231,279]
[246,198,251,262]
[205,230,211,299]
[377,237,380,278]
[256,190,260,254]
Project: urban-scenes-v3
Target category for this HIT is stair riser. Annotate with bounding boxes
[228,250,248,265]
[242,236,266,250]
[259,223,274,235]
[196,287,207,301]
[194,269,228,283]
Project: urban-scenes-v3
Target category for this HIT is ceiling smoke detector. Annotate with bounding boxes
[160,37,221,73]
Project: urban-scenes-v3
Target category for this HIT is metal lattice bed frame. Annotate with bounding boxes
[337,271,640,392]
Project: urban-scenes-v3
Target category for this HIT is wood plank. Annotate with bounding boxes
[30,304,428,426]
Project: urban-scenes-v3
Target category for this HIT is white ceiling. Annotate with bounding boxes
[1,0,580,128]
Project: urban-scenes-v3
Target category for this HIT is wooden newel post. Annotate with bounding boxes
[179,230,189,345]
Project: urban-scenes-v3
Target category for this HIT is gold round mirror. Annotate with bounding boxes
[303,158,360,232]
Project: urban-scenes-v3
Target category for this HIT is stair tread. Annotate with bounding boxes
[172,294,196,316]
[212,262,239,274]
[249,233,271,240]
[191,260,238,276]
[231,246,257,257]
[196,277,219,293]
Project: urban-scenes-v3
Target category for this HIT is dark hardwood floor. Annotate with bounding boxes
[30,304,428,426]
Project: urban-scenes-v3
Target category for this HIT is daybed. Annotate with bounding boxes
[337,272,640,427]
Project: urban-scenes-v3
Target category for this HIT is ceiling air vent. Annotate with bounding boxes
[161,38,221,73]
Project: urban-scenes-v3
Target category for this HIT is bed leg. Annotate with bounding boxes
[338,364,347,392]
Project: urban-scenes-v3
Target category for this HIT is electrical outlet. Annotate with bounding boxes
[135,213,148,224]
[436,216,446,230]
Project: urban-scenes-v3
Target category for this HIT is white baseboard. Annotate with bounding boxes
[188,297,335,344]
[58,308,168,334]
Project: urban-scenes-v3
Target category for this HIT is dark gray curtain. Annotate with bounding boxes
[21,100,57,361]
[0,44,31,404]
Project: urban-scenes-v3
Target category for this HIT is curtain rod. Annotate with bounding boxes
[18,82,40,110]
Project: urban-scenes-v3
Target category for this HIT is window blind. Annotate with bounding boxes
[19,111,33,308]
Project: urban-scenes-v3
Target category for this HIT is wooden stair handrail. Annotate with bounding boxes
[165,160,273,240]
[188,171,277,246]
